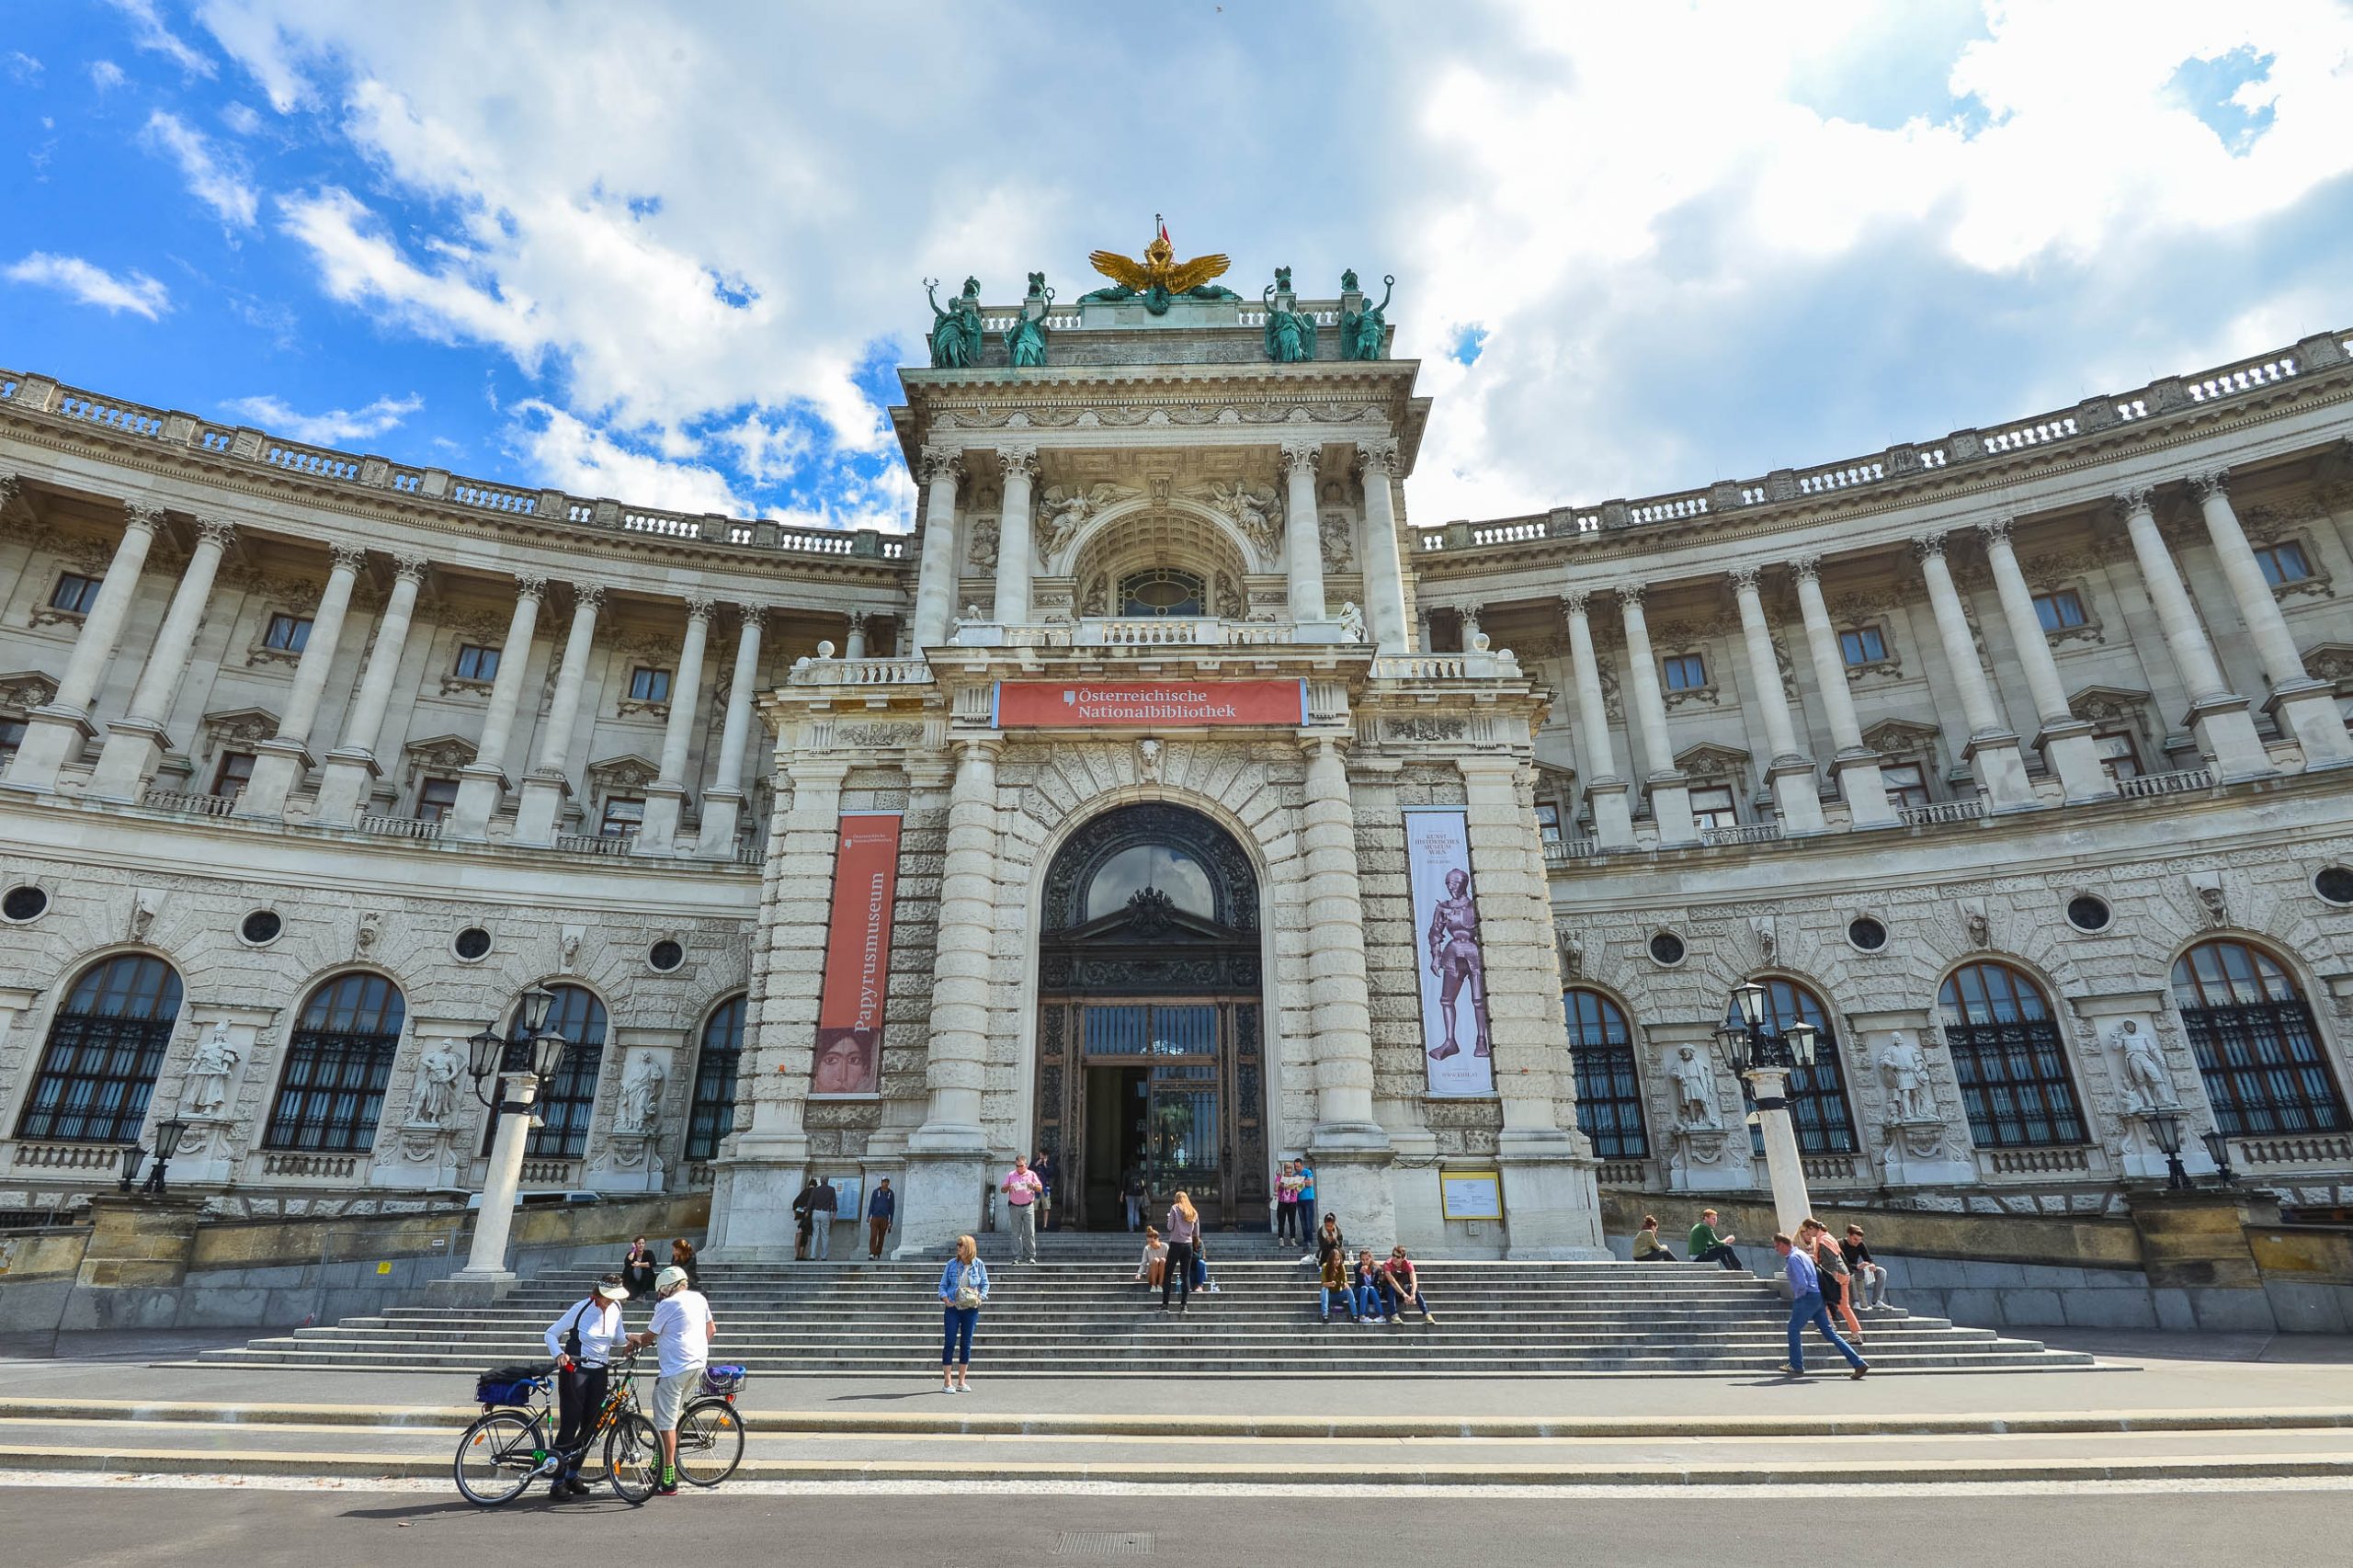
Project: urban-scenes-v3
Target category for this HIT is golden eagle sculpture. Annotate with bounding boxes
[1081,217,1241,313]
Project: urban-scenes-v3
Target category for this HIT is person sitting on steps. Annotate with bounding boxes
[1318,1239,1359,1323]
[1687,1209,1742,1270]
[1351,1248,1388,1325]
[1632,1214,1678,1262]
[1379,1244,1438,1325]
[1133,1226,1167,1289]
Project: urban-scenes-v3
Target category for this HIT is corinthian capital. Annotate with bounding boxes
[1909,532,1949,564]
[328,543,369,575]
[1560,589,1592,618]
[1353,438,1399,476]
[684,592,718,623]
[2187,467,2230,501]
[573,581,608,612]
[1613,581,1646,608]
[392,552,430,585]
[2112,485,2155,517]
[193,515,239,550]
[917,445,963,485]
[514,572,550,603]
[736,601,768,631]
[123,501,169,533]
[1279,440,1320,478]
[1788,555,1822,585]
[1976,514,2015,549]
[1727,566,1763,596]
[997,445,1040,481]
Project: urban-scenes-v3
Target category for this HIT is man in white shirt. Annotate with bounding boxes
[626,1264,715,1496]
[542,1274,629,1498]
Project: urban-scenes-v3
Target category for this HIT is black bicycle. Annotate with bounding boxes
[454,1353,664,1506]
[672,1363,749,1486]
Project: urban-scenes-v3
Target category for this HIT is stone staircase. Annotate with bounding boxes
[198,1232,2092,1376]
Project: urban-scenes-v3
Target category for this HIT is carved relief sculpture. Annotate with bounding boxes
[1876,1032,1933,1122]
[408,1039,463,1127]
[614,1052,667,1136]
[1668,1044,1720,1129]
[2111,1019,2177,1112]
[181,1022,239,1117]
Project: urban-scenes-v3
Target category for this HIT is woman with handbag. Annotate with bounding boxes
[937,1233,989,1392]
[1162,1191,1200,1314]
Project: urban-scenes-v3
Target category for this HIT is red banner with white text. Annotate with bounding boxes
[811,812,901,1096]
[994,678,1305,728]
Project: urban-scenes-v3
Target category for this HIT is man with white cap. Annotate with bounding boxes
[625,1263,716,1496]
[542,1272,630,1498]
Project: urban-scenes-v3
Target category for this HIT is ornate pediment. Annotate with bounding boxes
[201,705,283,747]
[1859,718,1941,756]
[402,733,478,781]
[1673,742,1751,782]
[2066,684,2153,725]
[585,752,663,791]
[2302,642,2353,687]
[0,669,58,713]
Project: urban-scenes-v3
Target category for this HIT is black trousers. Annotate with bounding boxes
[554,1364,608,1476]
[1163,1241,1195,1307]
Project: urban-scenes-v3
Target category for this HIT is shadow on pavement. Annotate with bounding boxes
[2036,1328,2353,1365]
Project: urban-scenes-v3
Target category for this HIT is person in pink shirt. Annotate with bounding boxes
[1001,1156,1043,1264]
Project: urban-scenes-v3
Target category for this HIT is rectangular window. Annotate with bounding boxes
[1837,626,1887,666]
[0,716,24,764]
[49,573,102,614]
[1661,653,1707,691]
[1947,1019,2090,1148]
[210,752,255,799]
[628,666,673,702]
[1688,785,1737,830]
[2256,540,2313,587]
[1881,762,1931,809]
[415,777,460,822]
[2094,730,2142,782]
[600,797,645,837]
[262,613,313,653]
[452,643,501,681]
[2031,588,2087,631]
[1534,801,1563,846]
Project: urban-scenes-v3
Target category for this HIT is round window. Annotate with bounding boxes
[1,885,49,923]
[2315,867,2353,907]
[1648,930,1687,967]
[649,938,685,972]
[452,926,493,961]
[2065,894,2112,933]
[1847,916,1888,952]
[239,909,282,946]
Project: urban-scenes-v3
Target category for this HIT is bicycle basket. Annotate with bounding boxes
[701,1364,747,1397]
[474,1362,549,1408]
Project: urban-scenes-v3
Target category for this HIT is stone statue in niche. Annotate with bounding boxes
[409,1039,464,1127]
[1336,601,1366,642]
[2111,1018,2177,1111]
[1668,1045,1720,1129]
[1876,1032,1933,1122]
[615,1053,667,1136]
[181,1022,239,1117]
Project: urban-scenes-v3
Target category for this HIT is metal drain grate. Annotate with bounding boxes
[1052,1532,1154,1557]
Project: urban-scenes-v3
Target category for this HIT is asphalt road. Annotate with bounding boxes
[3,1483,2347,1567]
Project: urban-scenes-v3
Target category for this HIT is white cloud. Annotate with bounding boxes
[506,400,744,517]
[4,51,41,85]
[140,110,258,228]
[222,392,422,446]
[220,101,263,135]
[4,252,170,318]
[87,60,129,92]
[104,0,216,78]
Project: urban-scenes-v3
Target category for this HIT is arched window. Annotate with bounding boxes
[684,995,745,1163]
[1564,989,1647,1160]
[2172,939,2347,1135]
[483,984,608,1160]
[1726,979,1857,1155]
[16,954,183,1143]
[1119,567,1205,618]
[264,972,406,1153]
[1937,961,2086,1148]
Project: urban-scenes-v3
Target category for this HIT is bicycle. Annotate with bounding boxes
[454,1351,664,1506]
[672,1363,750,1487]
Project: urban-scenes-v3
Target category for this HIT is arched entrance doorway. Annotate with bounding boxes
[1034,802,1268,1230]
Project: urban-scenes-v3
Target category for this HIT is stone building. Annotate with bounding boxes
[1,282,2350,1260]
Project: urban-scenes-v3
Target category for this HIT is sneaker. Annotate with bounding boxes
[1423,1312,1438,1325]
[1779,1364,1805,1375]
[1850,1362,1870,1381]
[654,1481,679,1497]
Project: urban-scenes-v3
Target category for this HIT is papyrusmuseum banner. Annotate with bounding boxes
[812,812,901,1096]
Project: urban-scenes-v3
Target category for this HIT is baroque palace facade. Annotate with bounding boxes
[2,264,2351,1258]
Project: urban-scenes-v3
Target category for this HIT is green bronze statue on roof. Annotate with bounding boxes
[1340,274,1394,361]
[1006,271,1053,368]
[1263,269,1316,363]
[925,276,985,368]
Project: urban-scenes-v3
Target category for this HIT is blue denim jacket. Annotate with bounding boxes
[938,1256,990,1303]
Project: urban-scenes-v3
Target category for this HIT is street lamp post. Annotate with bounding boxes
[447,987,567,1291]
[2200,1129,2236,1187]
[122,1118,190,1197]
[2142,1107,2191,1192]
[1713,979,1820,1238]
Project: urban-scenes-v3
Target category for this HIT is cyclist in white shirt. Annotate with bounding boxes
[624,1264,715,1496]
[542,1274,629,1498]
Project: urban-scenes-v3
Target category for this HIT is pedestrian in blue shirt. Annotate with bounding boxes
[1777,1233,1867,1378]
[1293,1162,1317,1262]
[867,1177,896,1259]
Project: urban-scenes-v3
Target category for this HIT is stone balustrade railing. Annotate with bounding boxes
[1414,329,2353,562]
[787,655,935,686]
[1899,798,1989,828]
[0,370,905,566]
[2118,767,2215,800]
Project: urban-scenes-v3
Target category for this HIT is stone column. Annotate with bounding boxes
[697,605,766,857]
[513,583,605,846]
[1354,440,1410,653]
[1459,603,1483,646]
[2189,470,2353,767]
[1788,557,1897,827]
[89,516,237,799]
[1615,585,1697,845]
[241,544,368,819]
[1913,533,2038,812]
[448,574,548,838]
[1281,441,1327,625]
[844,610,868,661]
[1458,755,1604,1257]
[313,554,427,825]
[1977,517,2116,801]
[1299,736,1392,1235]
[2114,488,2275,779]
[1729,567,1827,833]
[634,594,716,855]
[911,447,961,651]
[3,504,162,790]
[1561,592,1634,846]
[903,738,999,1253]
[990,445,1038,626]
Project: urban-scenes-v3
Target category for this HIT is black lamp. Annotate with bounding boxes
[1711,1023,1748,1077]
[2200,1130,2236,1187]
[2143,1107,2190,1191]
[517,985,557,1040]
[141,1117,189,1195]
[1785,1019,1819,1070]
[117,1141,147,1193]
[1732,981,1768,1028]
[466,1026,506,1108]
[527,1028,569,1081]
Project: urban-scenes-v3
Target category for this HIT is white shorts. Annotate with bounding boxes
[653,1369,700,1429]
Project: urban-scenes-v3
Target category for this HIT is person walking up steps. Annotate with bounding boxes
[1776,1232,1867,1380]
[867,1177,895,1259]
[623,1264,717,1496]
[1802,1217,1863,1343]
[1001,1156,1042,1264]
[938,1233,989,1392]
[541,1273,629,1498]
[1163,1190,1200,1313]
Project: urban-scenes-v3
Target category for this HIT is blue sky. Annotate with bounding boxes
[5,2,2351,532]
